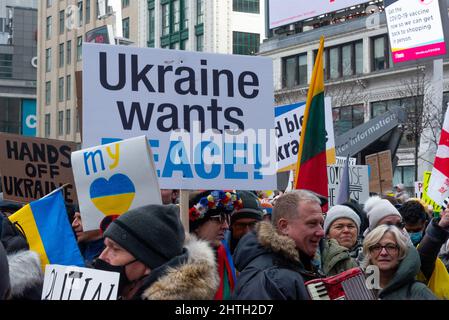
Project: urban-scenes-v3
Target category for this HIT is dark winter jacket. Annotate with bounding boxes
[321,238,358,276]
[232,222,322,300]
[417,217,449,280]
[137,235,219,300]
[7,250,44,300]
[377,245,437,300]
[0,242,10,299]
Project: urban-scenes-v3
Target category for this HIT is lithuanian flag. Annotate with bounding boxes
[294,36,328,200]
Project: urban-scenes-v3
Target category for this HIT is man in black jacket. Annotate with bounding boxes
[233,190,325,300]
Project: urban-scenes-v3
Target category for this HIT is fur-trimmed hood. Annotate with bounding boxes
[234,222,300,272]
[7,250,44,299]
[141,234,219,300]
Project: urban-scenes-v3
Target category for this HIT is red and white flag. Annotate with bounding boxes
[428,107,449,205]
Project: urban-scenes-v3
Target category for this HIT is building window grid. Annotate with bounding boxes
[86,0,91,24]
[233,31,260,56]
[45,114,51,138]
[66,75,72,100]
[197,0,204,25]
[372,35,391,71]
[46,16,52,40]
[282,53,307,88]
[45,48,52,72]
[0,54,12,78]
[58,111,64,136]
[122,0,130,8]
[233,0,259,14]
[58,77,64,102]
[77,36,82,61]
[332,104,364,136]
[45,81,51,106]
[78,1,83,27]
[148,8,155,46]
[59,10,65,34]
[58,43,64,68]
[122,17,130,39]
[66,109,71,135]
[196,34,204,51]
[67,40,72,65]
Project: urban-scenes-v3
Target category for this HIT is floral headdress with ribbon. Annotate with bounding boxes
[189,190,243,222]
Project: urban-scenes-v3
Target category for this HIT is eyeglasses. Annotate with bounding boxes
[369,243,399,255]
[209,214,230,225]
[233,221,257,230]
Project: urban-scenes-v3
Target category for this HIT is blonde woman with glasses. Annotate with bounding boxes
[362,224,437,300]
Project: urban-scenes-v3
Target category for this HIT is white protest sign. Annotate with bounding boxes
[275,98,335,172]
[415,181,423,199]
[83,43,276,190]
[336,156,356,166]
[41,264,119,300]
[327,165,369,207]
[71,135,162,231]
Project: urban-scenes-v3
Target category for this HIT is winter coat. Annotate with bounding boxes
[137,235,219,300]
[232,222,321,300]
[377,245,437,300]
[321,238,358,276]
[0,242,9,299]
[7,250,44,300]
[418,217,449,280]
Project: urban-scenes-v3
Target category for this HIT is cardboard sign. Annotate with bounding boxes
[422,171,442,213]
[275,98,336,172]
[365,150,393,194]
[336,156,356,166]
[327,165,369,207]
[71,135,162,231]
[82,43,276,191]
[41,264,119,300]
[0,133,78,204]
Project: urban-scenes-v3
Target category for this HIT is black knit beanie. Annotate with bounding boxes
[104,204,185,269]
[230,191,263,225]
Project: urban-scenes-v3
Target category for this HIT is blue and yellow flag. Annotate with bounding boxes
[8,189,84,268]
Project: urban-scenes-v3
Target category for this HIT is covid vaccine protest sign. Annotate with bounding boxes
[82,43,276,190]
[71,135,161,231]
[327,165,369,207]
[42,265,119,300]
[0,133,78,204]
[385,0,449,64]
[275,98,335,172]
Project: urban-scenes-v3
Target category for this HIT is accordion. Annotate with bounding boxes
[305,267,376,300]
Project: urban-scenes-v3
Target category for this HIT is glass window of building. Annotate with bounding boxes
[59,10,65,34]
[45,114,51,138]
[58,77,64,102]
[332,104,364,136]
[58,111,64,136]
[45,48,52,72]
[122,0,130,8]
[183,0,189,29]
[66,109,71,135]
[282,53,307,88]
[66,75,71,100]
[197,0,204,24]
[196,34,204,51]
[47,0,52,8]
[173,0,180,32]
[393,166,415,189]
[329,47,340,79]
[0,98,20,133]
[372,35,389,71]
[148,8,155,46]
[76,109,80,133]
[298,54,307,86]
[341,44,352,76]
[122,17,130,38]
[355,41,363,74]
[78,1,83,26]
[58,43,64,68]
[77,36,82,61]
[162,3,170,36]
[46,16,52,40]
[233,31,260,55]
[0,54,12,78]
[67,40,72,65]
[86,0,91,24]
[233,0,259,14]
[45,81,51,105]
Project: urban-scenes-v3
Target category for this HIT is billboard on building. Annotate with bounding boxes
[85,25,114,44]
[385,0,449,64]
[268,0,370,29]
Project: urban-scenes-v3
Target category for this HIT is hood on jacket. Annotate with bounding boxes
[379,245,421,297]
[7,250,43,299]
[141,234,219,300]
[234,221,300,272]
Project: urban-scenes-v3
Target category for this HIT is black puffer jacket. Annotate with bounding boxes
[232,222,321,300]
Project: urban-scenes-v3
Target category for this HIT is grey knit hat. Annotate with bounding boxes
[104,204,185,269]
[324,205,361,235]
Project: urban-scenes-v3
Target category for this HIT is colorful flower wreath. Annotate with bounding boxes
[189,190,243,222]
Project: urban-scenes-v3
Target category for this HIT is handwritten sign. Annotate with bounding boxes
[327,165,369,207]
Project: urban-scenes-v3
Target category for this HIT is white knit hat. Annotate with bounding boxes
[364,196,402,232]
[324,205,361,235]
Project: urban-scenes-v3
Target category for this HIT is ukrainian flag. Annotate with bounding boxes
[8,189,84,268]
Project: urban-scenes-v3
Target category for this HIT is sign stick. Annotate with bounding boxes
[179,190,190,233]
